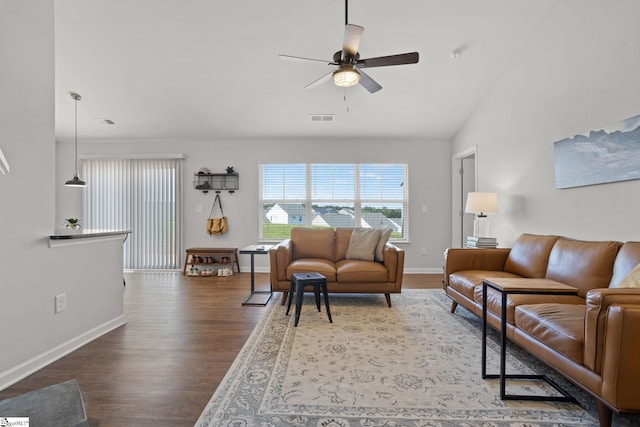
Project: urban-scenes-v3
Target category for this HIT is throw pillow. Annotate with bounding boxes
[618,262,640,288]
[374,228,393,262]
[346,228,382,261]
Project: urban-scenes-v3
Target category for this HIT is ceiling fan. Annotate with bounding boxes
[278,0,419,94]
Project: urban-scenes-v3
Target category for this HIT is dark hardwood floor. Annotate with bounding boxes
[0,272,442,426]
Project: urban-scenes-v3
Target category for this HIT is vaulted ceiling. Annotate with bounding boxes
[54,0,558,143]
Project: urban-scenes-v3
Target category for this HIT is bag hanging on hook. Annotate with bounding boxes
[207,193,228,235]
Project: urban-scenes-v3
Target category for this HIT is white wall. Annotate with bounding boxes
[0,1,126,389]
[56,138,452,273]
[452,0,640,246]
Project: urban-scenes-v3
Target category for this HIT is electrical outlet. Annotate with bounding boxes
[422,204,428,213]
[55,293,67,313]
[195,204,204,213]
[420,247,427,256]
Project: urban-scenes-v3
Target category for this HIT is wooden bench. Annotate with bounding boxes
[183,247,240,275]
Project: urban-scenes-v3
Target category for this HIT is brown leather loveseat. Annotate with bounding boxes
[269,227,404,306]
[443,233,640,426]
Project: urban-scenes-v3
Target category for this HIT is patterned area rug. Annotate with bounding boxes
[195,289,630,426]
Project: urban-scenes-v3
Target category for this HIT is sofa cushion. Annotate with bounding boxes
[291,227,335,261]
[336,259,388,283]
[515,303,586,364]
[609,242,640,288]
[375,229,393,262]
[287,258,337,282]
[346,228,381,261]
[477,286,584,324]
[545,238,621,297]
[449,270,520,300]
[504,234,560,278]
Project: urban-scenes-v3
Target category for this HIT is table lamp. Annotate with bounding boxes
[465,192,498,238]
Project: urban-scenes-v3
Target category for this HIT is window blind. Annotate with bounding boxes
[259,163,407,240]
[82,158,183,269]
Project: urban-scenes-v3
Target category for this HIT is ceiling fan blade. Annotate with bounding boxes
[358,69,382,94]
[278,54,335,65]
[342,24,364,60]
[356,52,419,68]
[305,71,334,89]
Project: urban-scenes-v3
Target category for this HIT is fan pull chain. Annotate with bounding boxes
[344,90,350,113]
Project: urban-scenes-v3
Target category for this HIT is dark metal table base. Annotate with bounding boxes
[243,290,272,306]
[240,246,273,306]
[481,279,577,403]
[482,373,576,402]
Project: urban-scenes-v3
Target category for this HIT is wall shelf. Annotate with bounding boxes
[193,173,239,193]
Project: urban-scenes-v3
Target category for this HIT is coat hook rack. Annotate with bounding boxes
[193,170,239,194]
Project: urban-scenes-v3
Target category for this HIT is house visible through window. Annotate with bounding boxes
[82,157,183,269]
[259,163,407,240]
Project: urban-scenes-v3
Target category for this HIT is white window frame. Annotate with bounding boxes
[258,163,408,242]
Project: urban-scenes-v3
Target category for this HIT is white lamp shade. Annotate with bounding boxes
[465,192,498,216]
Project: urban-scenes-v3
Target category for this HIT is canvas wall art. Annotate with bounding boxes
[554,114,640,189]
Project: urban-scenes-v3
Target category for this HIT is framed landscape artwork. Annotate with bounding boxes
[553,114,640,189]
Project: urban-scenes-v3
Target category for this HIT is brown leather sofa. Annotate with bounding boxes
[443,233,640,426]
[269,227,405,306]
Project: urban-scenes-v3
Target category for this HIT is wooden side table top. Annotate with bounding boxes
[240,244,273,254]
[483,277,578,293]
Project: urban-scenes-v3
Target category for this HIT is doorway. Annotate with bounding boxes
[451,147,477,247]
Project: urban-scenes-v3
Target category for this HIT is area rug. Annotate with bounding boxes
[195,289,620,426]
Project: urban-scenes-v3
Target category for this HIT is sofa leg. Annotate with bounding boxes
[384,293,391,307]
[450,301,458,313]
[596,401,612,427]
[281,292,288,306]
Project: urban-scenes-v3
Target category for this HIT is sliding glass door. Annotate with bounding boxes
[83,158,183,269]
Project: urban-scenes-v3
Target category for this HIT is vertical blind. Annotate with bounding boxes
[82,158,183,269]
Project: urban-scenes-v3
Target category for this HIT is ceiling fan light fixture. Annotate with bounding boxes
[333,66,360,87]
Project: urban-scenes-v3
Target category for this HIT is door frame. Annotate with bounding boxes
[451,146,478,247]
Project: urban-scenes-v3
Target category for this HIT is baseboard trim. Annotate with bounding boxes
[0,315,127,391]
[403,268,443,274]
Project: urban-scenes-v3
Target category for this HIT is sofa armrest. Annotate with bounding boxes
[443,248,511,286]
[599,304,640,410]
[269,239,292,283]
[383,242,404,286]
[584,288,640,372]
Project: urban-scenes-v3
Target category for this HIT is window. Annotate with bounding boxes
[82,157,183,269]
[259,163,407,240]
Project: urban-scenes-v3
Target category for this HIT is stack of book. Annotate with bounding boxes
[466,236,498,248]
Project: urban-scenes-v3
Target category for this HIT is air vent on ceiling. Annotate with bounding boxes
[310,114,334,122]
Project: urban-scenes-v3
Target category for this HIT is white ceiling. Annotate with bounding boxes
[54,0,559,144]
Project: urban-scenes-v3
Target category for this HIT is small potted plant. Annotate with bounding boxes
[65,218,81,229]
